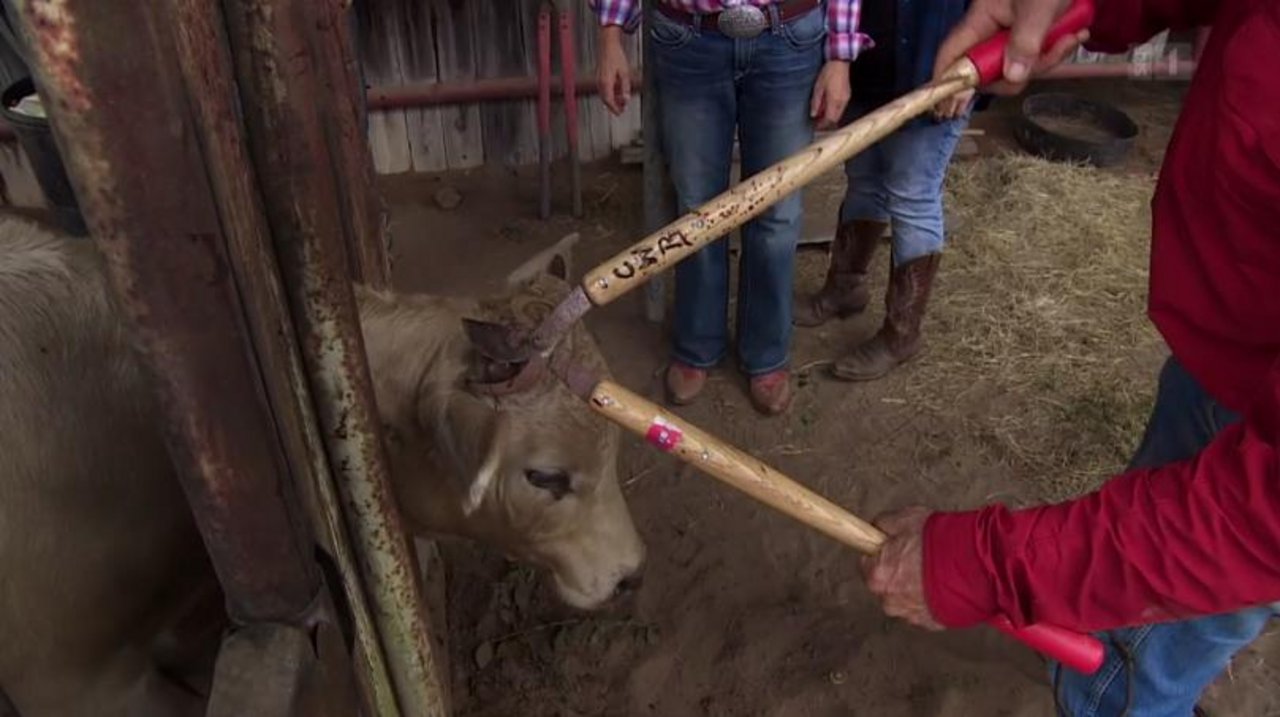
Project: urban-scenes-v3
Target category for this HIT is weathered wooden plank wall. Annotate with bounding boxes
[356,0,413,173]
[357,0,643,174]
[432,0,484,168]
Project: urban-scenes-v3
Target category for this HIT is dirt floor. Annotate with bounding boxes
[381,80,1280,717]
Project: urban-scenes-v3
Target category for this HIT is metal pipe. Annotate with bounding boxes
[1039,57,1196,80]
[170,1,400,714]
[218,1,449,715]
[367,70,641,109]
[313,0,392,289]
[12,1,367,711]
[560,7,582,217]
[365,57,1190,112]
[12,0,322,627]
[537,3,552,219]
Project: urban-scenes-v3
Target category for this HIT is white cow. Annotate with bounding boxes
[0,215,644,716]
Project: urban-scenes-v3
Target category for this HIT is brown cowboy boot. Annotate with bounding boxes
[793,218,887,327]
[832,253,940,382]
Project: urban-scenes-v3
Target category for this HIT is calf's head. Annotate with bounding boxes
[358,258,644,610]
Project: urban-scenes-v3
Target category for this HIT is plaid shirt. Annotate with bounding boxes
[592,0,872,61]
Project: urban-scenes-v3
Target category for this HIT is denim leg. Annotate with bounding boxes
[878,117,967,265]
[651,14,737,369]
[840,142,890,225]
[1052,357,1276,716]
[1054,610,1274,717]
[1125,359,1241,472]
[732,8,823,374]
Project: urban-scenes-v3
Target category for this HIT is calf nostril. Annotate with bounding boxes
[614,573,643,596]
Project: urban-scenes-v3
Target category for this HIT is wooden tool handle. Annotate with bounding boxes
[580,74,973,306]
[579,0,1094,309]
[588,380,1104,675]
[590,380,886,552]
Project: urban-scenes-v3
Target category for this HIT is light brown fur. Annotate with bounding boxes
[0,216,642,716]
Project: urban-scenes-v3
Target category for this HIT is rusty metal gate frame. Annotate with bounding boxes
[10,0,446,715]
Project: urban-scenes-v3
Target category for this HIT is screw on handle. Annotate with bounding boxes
[965,0,1097,85]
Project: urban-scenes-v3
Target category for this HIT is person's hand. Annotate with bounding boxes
[598,26,631,115]
[859,506,944,630]
[933,0,1088,96]
[934,88,975,121]
[810,60,851,130]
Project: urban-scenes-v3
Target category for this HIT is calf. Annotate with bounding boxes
[0,215,644,716]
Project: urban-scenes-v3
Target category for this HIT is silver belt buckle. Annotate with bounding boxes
[718,4,768,38]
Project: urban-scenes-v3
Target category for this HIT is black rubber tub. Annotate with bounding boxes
[1013,92,1139,168]
[0,77,87,236]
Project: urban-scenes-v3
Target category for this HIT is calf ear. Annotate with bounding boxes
[506,232,578,289]
[420,388,507,516]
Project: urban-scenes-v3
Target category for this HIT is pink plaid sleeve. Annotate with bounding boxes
[826,0,874,61]
[590,0,642,31]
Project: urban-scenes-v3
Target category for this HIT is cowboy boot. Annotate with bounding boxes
[749,368,792,416]
[832,253,940,381]
[793,218,886,327]
[665,361,708,405]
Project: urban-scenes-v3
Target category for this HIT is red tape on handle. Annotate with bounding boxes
[965,0,1096,85]
[989,615,1104,674]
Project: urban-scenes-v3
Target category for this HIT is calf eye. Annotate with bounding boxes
[525,469,572,500]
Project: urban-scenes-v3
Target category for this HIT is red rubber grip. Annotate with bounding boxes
[990,615,1105,675]
[965,0,1096,85]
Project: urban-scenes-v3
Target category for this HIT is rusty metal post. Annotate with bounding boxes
[167,1,403,714]
[13,0,319,628]
[9,1,361,715]
[216,2,450,715]
[312,0,392,289]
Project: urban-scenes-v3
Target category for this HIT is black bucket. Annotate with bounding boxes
[0,77,87,236]
[1013,92,1139,169]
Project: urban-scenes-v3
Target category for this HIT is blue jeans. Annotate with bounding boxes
[841,109,968,265]
[651,6,823,375]
[1052,357,1278,716]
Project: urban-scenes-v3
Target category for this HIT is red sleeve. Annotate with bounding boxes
[1085,0,1218,53]
[923,359,1280,633]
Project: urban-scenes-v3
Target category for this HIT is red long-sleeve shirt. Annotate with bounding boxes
[924,0,1280,632]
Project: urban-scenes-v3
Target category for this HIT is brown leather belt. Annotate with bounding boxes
[657,0,822,37]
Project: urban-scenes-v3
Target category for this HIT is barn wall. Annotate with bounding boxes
[0,21,1182,198]
[355,0,642,174]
